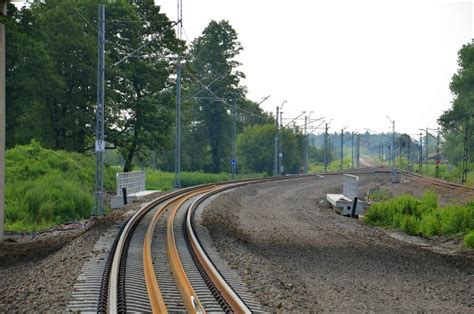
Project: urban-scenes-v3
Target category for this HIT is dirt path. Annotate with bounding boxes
[202,174,474,312]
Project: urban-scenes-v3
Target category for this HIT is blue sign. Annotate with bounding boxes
[231,159,237,165]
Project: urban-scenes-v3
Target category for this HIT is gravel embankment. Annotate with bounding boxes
[0,192,163,312]
[202,174,474,312]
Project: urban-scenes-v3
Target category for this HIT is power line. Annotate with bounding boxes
[185,71,267,119]
[113,20,179,67]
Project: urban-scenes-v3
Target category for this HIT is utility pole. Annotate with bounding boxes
[273,106,279,176]
[388,144,391,167]
[462,119,469,184]
[435,127,440,178]
[419,133,423,173]
[356,134,360,168]
[381,143,384,163]
[174,0,183,188]
[392,120,395,168]
[407,139,411,171]
[351,132,354,169]
[231,96,237,179]
[279,110,284,175]
[324,123,328,172]
[425,128,429,173]
[304,115,308,173]
[340,129,343,170]
[94,4,105,217]
[0,0,7,240]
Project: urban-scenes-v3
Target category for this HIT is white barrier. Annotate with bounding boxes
[326,174,364,216]
[116,171,146,196]
[111,171,156,208]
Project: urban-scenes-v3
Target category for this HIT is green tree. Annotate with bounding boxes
[103,0,183,172]
[5,0,181,172]
[237,124,275,174]
[188,20,244,173]
[281,127,304,173]
[237,124,304,175]
[438,42,474,165]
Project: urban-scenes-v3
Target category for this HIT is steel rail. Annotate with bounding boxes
[143,200,172,313]
[166,187,216,313]
[186,188,252,314]
[105,173,320,313]
[143,187,214,313]
[108,187,198,313]
[400,170,474,191]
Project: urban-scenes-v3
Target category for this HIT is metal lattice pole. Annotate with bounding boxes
[174,0,183,188]
[94,4,105,217]
[279,111,283,175]
[392,120,395,168]
[407,139,411,171]
[231,96,237,179]
[324,123,328,172]
[462,119,469,184]
[419,133,423,173]
[351,132,354,169]
[274,106,279,176]
[340,129,343,170]
[356,134,360,168]
[425,128,429,173]
[435,127,440,178]
[304,116,308,173]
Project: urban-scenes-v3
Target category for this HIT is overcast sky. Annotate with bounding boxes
[156,0,473,136]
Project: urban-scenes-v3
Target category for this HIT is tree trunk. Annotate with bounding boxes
[123,127,139,172]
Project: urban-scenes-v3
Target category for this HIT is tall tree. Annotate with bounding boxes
[5,0,181,171]
[438,42,474,164]
[105,0,183,171]
[188,20,244,173]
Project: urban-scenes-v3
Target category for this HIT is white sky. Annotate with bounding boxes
[156,0,473,135]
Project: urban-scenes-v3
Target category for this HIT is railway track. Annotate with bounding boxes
[92,179,275,313]
[68,166,473,313]
[400,170,474,191]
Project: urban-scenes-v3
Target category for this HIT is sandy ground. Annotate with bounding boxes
[202,172,474,312]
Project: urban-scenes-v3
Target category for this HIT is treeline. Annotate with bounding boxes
[5,0,309,175]
[439,41,474,166]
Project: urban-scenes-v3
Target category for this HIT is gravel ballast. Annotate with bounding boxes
[0,192,163,312]
[1,174,473,312]
[202,174,474,312]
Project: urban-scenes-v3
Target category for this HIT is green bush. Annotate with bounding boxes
[5,141,118,232]
[464,231,474,249]
[364,191,474,247]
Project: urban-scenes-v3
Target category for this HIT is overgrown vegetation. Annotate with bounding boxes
[364,191,474,248]
[5,141,117,232]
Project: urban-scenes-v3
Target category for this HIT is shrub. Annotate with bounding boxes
[5,141,117,232]
[464,231,474,249]
[364,191,474,242]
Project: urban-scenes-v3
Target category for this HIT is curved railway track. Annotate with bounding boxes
[400,170,474,191]
[98,179,272,313]
[74,166,472,313]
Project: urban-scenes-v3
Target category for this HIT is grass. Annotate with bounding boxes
[308,157,354,173]
[387,157,474,186]
[5,141,117,232]
[364,190,474,249]
[5,142,265,232]
[145,169,267,191]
